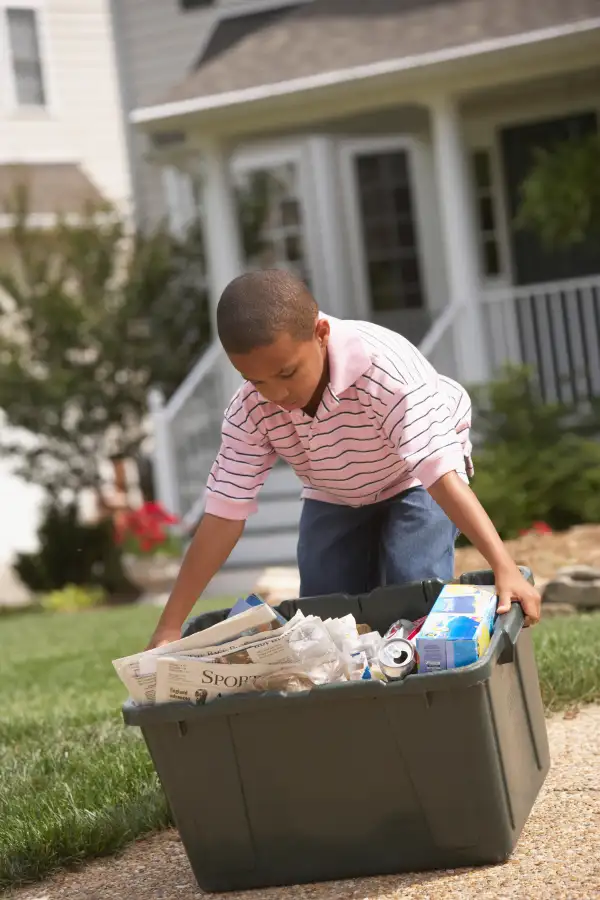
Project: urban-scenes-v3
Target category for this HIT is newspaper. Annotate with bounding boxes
[154,612,347,704]
[112,602,283,704]
[154,657,301,704]
[179,610,307,666]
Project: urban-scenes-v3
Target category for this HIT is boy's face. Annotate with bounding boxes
[228,318,330,411]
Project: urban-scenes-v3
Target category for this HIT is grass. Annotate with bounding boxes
[0,606,598,889]
[0,598,229,889]
[533,612,600,712]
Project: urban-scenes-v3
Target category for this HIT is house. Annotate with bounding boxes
[0,0,132,564]
[127,0,600,568]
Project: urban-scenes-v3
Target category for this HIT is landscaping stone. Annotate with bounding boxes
[543,565,600,610]
[539,602,578,618]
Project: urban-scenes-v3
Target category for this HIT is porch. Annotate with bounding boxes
[133,11,600,567]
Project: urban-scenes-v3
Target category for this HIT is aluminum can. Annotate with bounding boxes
[377,637,416,681]
[384,618,415,640]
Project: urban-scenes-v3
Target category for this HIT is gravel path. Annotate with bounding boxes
[10,705,599,900]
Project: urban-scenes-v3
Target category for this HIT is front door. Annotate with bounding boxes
[346,145,430,343]
[501,112,600,285]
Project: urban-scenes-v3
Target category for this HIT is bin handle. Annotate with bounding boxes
[498,603,524,665]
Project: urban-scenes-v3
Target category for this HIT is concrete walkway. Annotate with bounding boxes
[10,705,599,900]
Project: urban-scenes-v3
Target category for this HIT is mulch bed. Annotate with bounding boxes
[455,524,600,585]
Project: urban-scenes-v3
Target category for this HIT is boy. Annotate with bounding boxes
[147,270,540,649]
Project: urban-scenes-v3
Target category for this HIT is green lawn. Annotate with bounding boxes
[0,605,598,889]
[0,599,228,889]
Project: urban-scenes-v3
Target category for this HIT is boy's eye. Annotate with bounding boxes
[281,369,297,379]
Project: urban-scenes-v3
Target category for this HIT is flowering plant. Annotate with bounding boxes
[114,502,183,557]
[519,521,553,537]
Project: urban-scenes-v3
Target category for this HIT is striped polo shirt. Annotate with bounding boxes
[205,315,473,520]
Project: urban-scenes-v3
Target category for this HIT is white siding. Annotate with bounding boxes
[0,0,132,567]
[113,0,217,227]
[0,0,131,211]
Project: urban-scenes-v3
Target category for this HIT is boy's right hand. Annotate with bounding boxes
[143,515,245,652]
[145,623,182,651]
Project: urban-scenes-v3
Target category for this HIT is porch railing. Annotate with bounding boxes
[418,301,461,379]
[481,275,600,403]
[149,340,228,528]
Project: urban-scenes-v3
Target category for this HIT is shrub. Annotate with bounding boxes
[468,366,600,539]
[40,584,106,613]
[14,503,139,602]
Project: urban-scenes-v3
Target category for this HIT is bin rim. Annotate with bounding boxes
[122,604,524,727]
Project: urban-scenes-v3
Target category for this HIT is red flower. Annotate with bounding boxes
[142,501,179,525]
[519,521,553,537]
[113,502,180,555]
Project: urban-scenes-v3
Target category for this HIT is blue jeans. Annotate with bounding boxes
[297,487,458,597]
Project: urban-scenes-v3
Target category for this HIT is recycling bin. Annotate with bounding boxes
[123,567,549,893]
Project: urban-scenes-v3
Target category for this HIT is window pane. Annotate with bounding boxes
[357,150,424,311]
[483,239,501,277]
[284,234,302,263]
[404,285,424,309]
[396,219,416,249]
[400,257,421,286]
[359,185,390,219]
[7,8,45,107]
[235,161,308,280]
[388,152,409,184]
[280,198,299,227]
[479,195,496,232]
[392,185,413,218]
[14,66,44,105]
[356,155,383,187]
[473,150,491,188]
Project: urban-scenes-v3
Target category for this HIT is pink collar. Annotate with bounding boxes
[323,314,372,400]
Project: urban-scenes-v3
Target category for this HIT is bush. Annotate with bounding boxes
[40,584,106,613]
[469,366,600,539]
[14,503,139,602]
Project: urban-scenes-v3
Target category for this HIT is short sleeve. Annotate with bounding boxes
[204,396,277,520]
[380,382,467,488]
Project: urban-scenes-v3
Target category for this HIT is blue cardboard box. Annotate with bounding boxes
[416,584,497,672]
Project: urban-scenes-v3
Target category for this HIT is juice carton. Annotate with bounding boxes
[416,584,498,673]
[227,593,287,625]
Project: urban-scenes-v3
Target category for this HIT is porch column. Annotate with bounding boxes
[200,140,245,404]
[430,95,490,386]
[305,136,348,318]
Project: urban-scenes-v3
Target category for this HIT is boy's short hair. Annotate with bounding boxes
[217,269,318,354]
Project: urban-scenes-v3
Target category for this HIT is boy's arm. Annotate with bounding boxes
[428,471,541,625]
[147,393,278,649]
[377,379,540,624]
[147,514,244,649]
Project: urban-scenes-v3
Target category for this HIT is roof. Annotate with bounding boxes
[0,163,105,216]
[156,0,600,108]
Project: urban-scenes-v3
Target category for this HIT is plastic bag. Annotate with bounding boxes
[287,615,348,685]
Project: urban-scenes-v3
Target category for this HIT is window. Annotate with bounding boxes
[234,161,311,286]
[354,150,424,312]
[472,149,502,278]
[6,7,46,106]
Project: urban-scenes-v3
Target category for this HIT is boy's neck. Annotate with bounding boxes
[302,353,330,418]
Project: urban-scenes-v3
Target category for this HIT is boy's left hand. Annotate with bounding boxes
[495,565,542,626]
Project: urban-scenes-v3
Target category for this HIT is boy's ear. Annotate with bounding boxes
[315,318,330,346]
